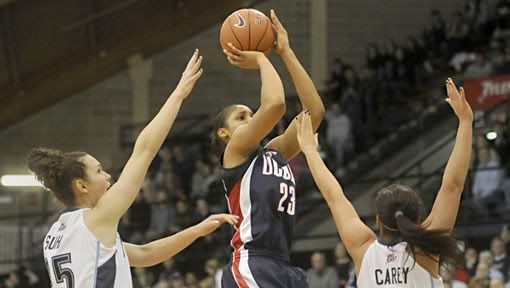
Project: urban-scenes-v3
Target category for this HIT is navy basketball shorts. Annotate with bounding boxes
[221,255,308,288]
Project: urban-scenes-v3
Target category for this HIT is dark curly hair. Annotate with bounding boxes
[27,148,88,206]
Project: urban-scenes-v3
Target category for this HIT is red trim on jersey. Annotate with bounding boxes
[227,178,244,251]
[232,251,249,288]
[227,178,251,287]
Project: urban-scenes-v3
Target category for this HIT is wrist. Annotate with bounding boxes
[256,54,269,66]
[170,91,187,102]
[302,147,319,156]
[459,115,473,124]
[188,225,202,239]
[280,47,294,59]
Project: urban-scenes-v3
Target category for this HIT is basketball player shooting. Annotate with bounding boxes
[215,9,325,288]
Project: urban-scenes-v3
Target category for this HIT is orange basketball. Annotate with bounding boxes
[220,9,275,56]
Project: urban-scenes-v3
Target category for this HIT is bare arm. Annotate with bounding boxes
[297,112,376,272]
[87,50,203,234]
[424,78,473,231]
[223,45,286,162]
[125,214,237,267]
[266,10,325,160]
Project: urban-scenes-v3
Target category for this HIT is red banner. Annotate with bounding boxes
[463,75,510,110]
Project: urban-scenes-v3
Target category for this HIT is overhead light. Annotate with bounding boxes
[486,131,498,141]
[1,175,43,187]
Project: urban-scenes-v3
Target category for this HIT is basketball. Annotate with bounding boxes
[220,9,275,56]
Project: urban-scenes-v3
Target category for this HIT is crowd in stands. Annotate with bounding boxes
[2,0,510,287]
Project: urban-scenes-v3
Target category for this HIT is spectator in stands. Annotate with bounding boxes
[341,68,364,151]
[467,247,480,277]
[469,262,491,287]
[199,258,222,288]
[489,279,505,288]
[307,252,338,288]
[494,41,510,74]
[190,160,216,200]
[472,147,505,217]
[464,53,494,78]
[441,264,468,288]
[325,103,352,168]
[334,242,353,287]
[185,272,199,288]
[479,250,505,280]
[490,237,510,281]
[366,44,384,81]
[175,200,192,229]
[128,191,152,243]
[2,271,19,288]
[392,47,414,94]
[447,11,472,57]
[424,9,447,56]
[493,0,510,39]
[150,190,175,233]
[327,58,347,102]
[191,198,211,225]
[405,36,434,83]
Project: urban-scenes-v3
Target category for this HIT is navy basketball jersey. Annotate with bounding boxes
[222,147,296,267]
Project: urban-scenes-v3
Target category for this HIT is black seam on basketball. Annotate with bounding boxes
[228,15,244,50]
[248,12,251,50]
[255,18,270,51]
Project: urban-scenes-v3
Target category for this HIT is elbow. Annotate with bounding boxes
[441,181,465,194]
[312,104,325,123]
[269,101,286,118]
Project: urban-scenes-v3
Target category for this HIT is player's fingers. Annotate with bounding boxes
[223,49,241,61]
[186,49,199,70]
[270,9,282,28]
[191,68,203,81]
[227,43,243,55]
[227,56,240,67]
[190,55,203,73]
[460,87,466,101]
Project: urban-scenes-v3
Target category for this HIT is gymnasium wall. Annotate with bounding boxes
[0,0,470,177]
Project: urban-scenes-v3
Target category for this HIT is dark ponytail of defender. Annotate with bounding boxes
[27,148,88,207]
[375,184,464,266]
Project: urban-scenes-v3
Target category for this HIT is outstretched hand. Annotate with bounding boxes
[270,9,291,55]
[223,43,266,69]
[296,111,319,153]
[173,49,203,100]
[445,78,473,122]
[194,214,239,237]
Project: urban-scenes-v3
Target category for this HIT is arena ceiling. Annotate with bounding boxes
[0,0,259,130]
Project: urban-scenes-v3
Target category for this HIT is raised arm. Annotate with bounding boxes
[223,45,286,160]
[296,112,376,272]
[87,50,203,234]
[266,10,325,160]
[423,78,473,231]
[125,214,237,267]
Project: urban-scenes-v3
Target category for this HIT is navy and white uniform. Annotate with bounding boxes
[221,148,307,288]
[43,208,132,288]
[357,240,444,287]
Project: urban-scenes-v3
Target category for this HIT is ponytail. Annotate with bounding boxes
[375,184,464,267]
[395,213,464,265]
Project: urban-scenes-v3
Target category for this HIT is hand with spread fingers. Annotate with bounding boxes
[194,214,239,237]
[223,43,266,69]
[445,78,473,122]
[296,111,319,154]
[270,9,291,55]
[174,49,203,100]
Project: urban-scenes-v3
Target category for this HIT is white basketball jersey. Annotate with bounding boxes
[357,241,444,288]
[43,208,132,288]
